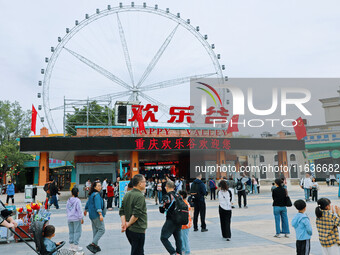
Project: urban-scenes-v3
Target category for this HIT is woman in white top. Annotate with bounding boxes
[102,178,108,199]
[218,180,232,241]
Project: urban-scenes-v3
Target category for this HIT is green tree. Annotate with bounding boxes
[66,101,114,136]
[0,101,32,184]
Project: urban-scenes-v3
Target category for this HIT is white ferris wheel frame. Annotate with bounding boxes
[40,3,225,133]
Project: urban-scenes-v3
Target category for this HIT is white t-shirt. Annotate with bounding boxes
[301,177,312,189]
[102,180,108,190]
[218,190,232,210]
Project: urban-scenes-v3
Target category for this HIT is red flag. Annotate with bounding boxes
[293,117,307,140]
[227,115,239,134]
[31,105,37,135]
[137,106,145,134]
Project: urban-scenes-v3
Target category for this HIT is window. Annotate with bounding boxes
[260,155,265,162]
[290,154,296,161]
[274,155,278,162]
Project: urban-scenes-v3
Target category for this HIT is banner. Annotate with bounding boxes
[119,181,130,208]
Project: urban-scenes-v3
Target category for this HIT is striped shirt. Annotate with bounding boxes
[316,210,340,247]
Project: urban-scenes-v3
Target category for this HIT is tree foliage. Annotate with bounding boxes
[66,101,114,136]
[0,101,32,183]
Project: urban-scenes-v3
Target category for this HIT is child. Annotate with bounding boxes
[43,225,61,255]
[66,187,84,252]
[316,198,340,255]
[292,200,312,255]
[312,178,319,202]
[179,190,192,255]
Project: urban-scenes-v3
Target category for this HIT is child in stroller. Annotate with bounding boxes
[31,221,83,255]
[43,225,62,255]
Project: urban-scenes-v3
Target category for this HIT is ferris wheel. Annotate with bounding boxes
[38,2,225,134]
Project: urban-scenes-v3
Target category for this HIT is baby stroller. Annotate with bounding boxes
[8,220,66,254]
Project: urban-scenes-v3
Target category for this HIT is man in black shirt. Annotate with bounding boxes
[190,173,208,232]
[159,181,182,255]
[49,179,60,209]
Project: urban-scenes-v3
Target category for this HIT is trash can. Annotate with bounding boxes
[24,185,34,203]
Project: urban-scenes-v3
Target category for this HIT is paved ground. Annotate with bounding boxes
[1,184,340,254]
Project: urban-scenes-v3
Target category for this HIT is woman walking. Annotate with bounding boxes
[272,178,290,238]
[107,180,114,211]
[218,180,232,241]
[316,198,340,255]
[66,187,84,252]
[84,180,106,254]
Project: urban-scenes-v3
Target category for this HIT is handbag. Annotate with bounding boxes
[285,189,292,207]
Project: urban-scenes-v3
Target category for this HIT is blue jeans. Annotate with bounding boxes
[49,195,59,209]
[68,220,82,245]
[181,228,190,254]
[304,188,311,201]
[147,189,153,198]
[253,184,258,194]
[158,191,163,204]
[273,206,290,235]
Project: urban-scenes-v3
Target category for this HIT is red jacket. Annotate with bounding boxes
[107,185,114,198]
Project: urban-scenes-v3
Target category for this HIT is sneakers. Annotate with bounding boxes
[193,229,198,232]
[274,234,281,238]
[69,244,75,251]
[86,243,98,254]
[226,238,230,241]
[284,234,289,238]
[201,229,208,232]
[244,206,248,209]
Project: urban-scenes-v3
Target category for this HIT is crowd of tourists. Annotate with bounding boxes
[1,171,340,255]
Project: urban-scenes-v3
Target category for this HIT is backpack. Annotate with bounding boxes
[43,183,50,194]
[167,193,189,226]
[236,178,243,191]
[190,182,199,195]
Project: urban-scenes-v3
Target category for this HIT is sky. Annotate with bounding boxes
[1,0,340,134]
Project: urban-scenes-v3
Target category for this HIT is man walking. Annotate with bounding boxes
[300,173,312,202]
[209,178,217,200]
[119,174,147,255]
[236,172,249,209]
[49,178,60,209]
[159,181,183,255]
[190,173,208,232]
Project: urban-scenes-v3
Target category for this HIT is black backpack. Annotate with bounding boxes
[43,183,50,193]
[236,178,243,191]
[167,193,189,226]
[190,182,199,195]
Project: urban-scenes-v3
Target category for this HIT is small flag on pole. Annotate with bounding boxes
[31,105,37,135]
[227,115,239,134]
[292,117,307,140]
